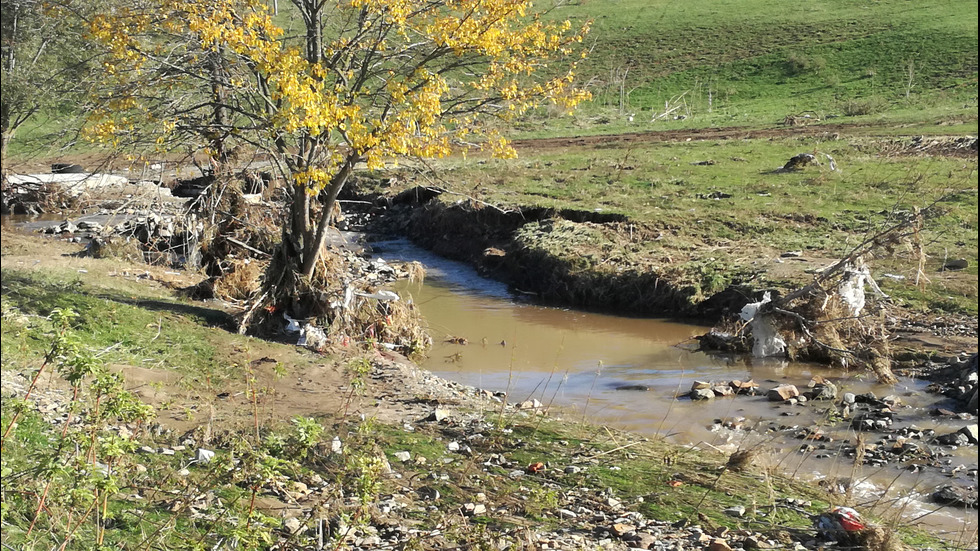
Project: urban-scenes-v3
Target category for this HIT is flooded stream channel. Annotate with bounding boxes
[374,238,978,540]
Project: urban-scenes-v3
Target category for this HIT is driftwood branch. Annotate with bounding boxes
[225,236,271,258]
[771,208,925,309]
[237,290,269,334]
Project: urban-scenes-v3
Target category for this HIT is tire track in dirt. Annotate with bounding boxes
[510,123,876,150]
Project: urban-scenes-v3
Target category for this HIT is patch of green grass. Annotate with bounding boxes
[1,268,231,382]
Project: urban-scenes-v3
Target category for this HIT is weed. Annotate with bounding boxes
[842,97,888,116]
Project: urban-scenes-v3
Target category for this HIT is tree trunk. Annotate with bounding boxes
[300,158,354,278]
[208,48,229,173]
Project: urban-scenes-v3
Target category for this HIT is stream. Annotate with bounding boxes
[373,238,978,540]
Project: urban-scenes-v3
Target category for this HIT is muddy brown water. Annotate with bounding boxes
[375,238,978,540]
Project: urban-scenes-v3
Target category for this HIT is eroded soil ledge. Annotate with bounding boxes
[354,182,977,362]
[364,186,744,317]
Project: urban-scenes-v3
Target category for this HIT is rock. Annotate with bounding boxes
[564,465,582,474]
[283,516,304,534]
[711,385,734,397]
[691,380,712,391]
[461,502,487,516]
[808,381,838,401]
[767,385,800,402]
[743,536,773,549]
[428,408,451,422]
[394,451,412,462]
[932,484,978,508]
[723,505,746,518]
[330,436,343,454]
[690,388,715,401]
[960,424,979,444]
[447,441,460,452]
[782,153,817,171]
[626,532,657,550]
[194,448,215,465]
[730,379,760,394]
[842,392,856,405]
[707,538,733,551]
[610,523,634,537]
[417,486,440,501]
[556,508,578,519]
[940,259,969,271]
[882,395,901,407]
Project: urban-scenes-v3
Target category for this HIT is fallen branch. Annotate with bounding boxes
[225,236,271,258]
[770,306,855,356]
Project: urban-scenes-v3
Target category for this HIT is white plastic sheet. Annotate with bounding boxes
[739,292,787,358]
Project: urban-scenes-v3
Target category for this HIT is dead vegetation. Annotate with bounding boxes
[702,207,934,383]
[1,180,77,215]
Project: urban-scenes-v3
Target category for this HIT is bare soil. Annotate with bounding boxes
[0,230,488,437]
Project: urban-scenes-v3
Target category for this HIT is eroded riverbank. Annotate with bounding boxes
[368,237,978,538]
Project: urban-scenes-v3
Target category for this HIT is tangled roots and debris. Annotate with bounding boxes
[181,176,282,300]
[244,248,430,359]
[857,526,904,551]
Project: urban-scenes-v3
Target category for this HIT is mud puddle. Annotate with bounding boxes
[374,238,977,538]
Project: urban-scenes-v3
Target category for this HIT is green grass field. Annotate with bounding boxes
[523,0,978,133]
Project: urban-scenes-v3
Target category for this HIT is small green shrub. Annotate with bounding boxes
[841,96,887,116]
[784,52,827,76]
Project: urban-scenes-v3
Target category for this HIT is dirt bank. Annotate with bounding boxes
[356,183,977,362]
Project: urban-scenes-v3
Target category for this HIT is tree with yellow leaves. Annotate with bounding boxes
[88,0,588,324]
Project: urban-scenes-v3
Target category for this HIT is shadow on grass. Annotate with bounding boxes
[1,269,235,330]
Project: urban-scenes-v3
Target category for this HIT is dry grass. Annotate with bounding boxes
[212,258,266,301]
[402,261,425,284]
[726,447,758,472]
[87,236,144,262]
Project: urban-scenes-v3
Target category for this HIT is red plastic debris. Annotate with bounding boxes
[833,507,865,531]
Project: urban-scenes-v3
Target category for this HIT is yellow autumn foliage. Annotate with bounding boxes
[86,0,588,192]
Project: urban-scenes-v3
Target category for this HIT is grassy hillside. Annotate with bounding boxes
[524,0,978,134]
